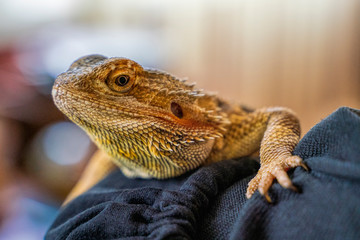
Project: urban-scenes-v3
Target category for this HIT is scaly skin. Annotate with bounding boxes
[52,55,306,205]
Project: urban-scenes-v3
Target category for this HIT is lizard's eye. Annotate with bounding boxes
[115,75,130,86]
[106,72,135,93]
[171,102,183,119]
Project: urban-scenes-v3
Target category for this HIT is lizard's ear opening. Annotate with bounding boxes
[171,102,183,119]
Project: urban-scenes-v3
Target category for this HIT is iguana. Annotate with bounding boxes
[52,55,307,205]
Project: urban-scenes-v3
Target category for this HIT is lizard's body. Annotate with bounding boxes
[52,55,306,205]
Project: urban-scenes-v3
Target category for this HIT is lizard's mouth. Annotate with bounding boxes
[52,85,142,116]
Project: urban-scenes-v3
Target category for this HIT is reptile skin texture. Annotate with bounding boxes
[52,55,306,204]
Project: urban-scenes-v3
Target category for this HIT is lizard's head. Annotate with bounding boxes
[52,55,229,178]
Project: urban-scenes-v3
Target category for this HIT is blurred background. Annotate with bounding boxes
[0,0,359,238]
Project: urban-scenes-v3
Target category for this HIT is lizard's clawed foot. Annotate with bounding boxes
[246,155,307,202]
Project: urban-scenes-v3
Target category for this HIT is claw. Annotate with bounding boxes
[300,162,309,171]
[264,192,272,203]
[288,184,299,193]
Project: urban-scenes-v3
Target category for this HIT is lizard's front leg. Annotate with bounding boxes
[245,108,307,201]
[63,150,116,206]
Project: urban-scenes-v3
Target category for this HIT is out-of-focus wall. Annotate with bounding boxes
[160,0,360,134]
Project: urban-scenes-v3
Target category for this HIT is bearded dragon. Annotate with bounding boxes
[52,55,307,205]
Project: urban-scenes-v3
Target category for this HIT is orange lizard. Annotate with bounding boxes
[52,55,307,205]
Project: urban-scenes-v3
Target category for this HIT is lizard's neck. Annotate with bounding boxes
[80,115,217,179]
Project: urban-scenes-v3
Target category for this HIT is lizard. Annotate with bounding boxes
[52,54,307,205]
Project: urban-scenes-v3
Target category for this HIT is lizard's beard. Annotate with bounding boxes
[52,86,218,179]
